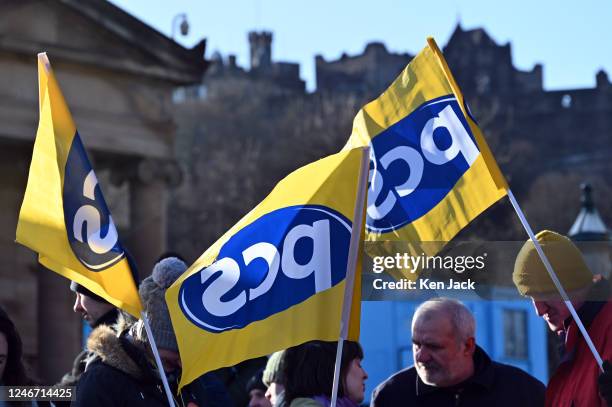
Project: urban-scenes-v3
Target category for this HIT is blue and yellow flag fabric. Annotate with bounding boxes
[16,54,142,317]
[167,148,366,389]
[345,38,508,253]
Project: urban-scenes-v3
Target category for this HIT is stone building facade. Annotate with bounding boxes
[0,0,205,382]
[315,42,412,94]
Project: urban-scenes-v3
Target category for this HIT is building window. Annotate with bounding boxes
[172,87,187,103]
[503,309,528,359]
[476,73,491,94]
[197,85,208,99]
[561,94,572,108]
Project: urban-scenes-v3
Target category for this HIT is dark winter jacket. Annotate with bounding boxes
[73,316,233,407]
[371,346,545,407]
[73,322,169,407]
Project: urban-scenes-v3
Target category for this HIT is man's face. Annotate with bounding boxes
[73,293,113,327]
[248,389,272,407]
[264,382,284,406]
[0,332,7,380]
[412,312,474,387]
[531,298,570,335]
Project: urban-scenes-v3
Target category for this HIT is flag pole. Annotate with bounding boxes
[330,340,345,407]
[507,189,604,371]
[331,146,370,407]
[142,311,177,407]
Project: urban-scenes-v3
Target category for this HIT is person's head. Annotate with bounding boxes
[513,230,594,334]
[0,307,29,385]
[157,348,181,375]
[247,369,272,407]
[343,351,368,404]
[282,340,366,404]
[137,256,187,374]
[70,282,114,327]
[263,350,286,405]
[411,298,476,387]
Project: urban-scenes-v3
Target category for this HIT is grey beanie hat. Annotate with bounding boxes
[139,257,186,351]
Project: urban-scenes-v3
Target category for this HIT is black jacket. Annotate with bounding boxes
[371,346,545,407]
[73,318,232,407]
[74,323,169,407]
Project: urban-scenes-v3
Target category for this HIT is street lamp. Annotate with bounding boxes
[171,13,189,39]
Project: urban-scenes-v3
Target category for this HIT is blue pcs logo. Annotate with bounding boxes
[179,205,352,333]
[367,96,481,233]
[63,133,125,271]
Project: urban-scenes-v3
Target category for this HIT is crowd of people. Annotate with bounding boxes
[0,230,611,406]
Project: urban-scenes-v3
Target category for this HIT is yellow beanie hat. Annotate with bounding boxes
[513,230,593,296]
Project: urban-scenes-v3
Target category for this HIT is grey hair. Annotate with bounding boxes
[412,298,476,342]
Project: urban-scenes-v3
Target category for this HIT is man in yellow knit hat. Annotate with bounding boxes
[513,230,611,406]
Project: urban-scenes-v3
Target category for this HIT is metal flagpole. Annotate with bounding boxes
[330,339,345,407]
[142,311,177,407]
[331,146,370,407]
[507,189,604,371]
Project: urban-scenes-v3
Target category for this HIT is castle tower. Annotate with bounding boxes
[248,31,272,72]
[596,69,609,88]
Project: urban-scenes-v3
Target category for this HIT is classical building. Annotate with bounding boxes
[0,0,205,382]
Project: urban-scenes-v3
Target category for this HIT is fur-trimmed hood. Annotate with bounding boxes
[75,315,174,407]
[85,314,151,381]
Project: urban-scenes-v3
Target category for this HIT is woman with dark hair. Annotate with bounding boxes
[0,306,42,407]
[0,307,33,387]
[281,341,367,407]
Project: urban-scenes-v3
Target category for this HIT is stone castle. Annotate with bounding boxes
[178,24,611,184]
[181,24,600,100]
[171,24,611,259]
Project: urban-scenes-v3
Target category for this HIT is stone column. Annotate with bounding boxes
[124,158,181,280]
[1,144,80,383]
[37,268,82,383]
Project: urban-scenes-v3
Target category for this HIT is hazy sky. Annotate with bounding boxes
[110,0,611,92]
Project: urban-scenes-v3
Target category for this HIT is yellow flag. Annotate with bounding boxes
[345,38,508,273]
[167,148,366,389]
[16,54,142,317]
